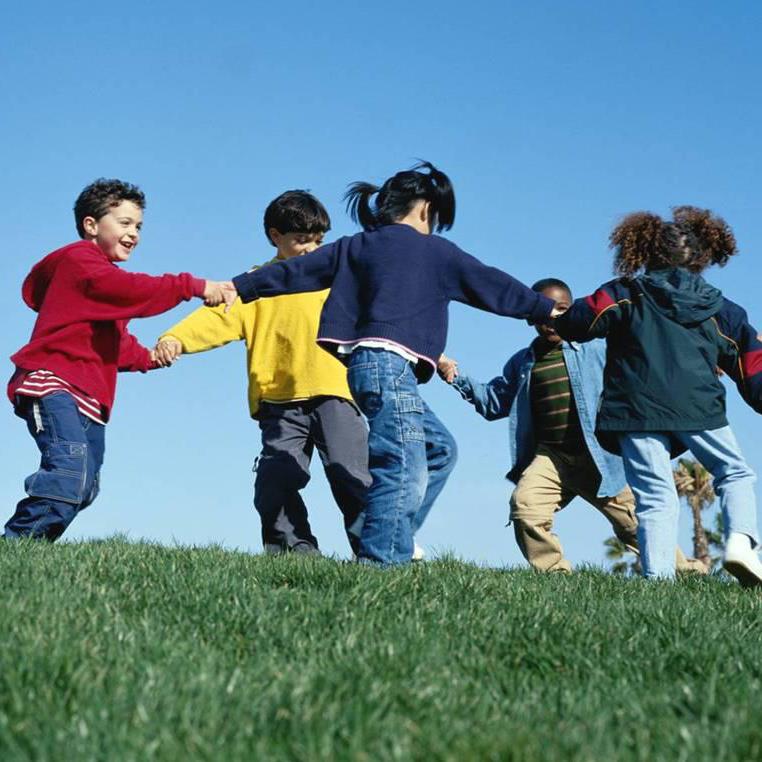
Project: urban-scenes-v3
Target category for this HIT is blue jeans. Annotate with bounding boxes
[348,348,457,565]
[619,427,759,579]
[7,392,105,541]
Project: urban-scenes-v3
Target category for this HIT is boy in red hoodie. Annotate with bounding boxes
[6,178,234,540]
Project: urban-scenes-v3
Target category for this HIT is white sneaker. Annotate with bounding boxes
[412,542,425,562]
[723,532,762,587]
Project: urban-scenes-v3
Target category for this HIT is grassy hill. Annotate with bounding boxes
[1,538,761,761]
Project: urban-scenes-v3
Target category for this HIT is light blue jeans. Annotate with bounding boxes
[347,348,458,565]
[619,427,759,579]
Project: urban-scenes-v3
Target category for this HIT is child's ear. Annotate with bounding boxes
[81,216,98,237]
[420,201,431,224]
[268,228,282,247]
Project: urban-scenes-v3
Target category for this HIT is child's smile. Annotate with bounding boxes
[84,200,143,262]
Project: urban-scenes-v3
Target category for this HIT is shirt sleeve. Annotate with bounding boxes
[555,280,630,342]
[160,299,247,353]
[117,329,154,372]
[441,243,554,324]
[450,355,522,421]
[71,251,205,320]
[715,297,762,413]
[232,243,338,303]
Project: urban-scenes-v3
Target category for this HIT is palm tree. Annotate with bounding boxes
[603,536,639,575]
[673,458,715,569]
[704,512,725,569]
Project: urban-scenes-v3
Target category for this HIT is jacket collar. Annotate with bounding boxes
[528,338,579,359]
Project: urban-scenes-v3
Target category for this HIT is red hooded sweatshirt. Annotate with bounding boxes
[8,240,205,421]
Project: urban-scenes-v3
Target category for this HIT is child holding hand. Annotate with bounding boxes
[155,190,371,556]
[6,178,233,541]
[439,278,705,574]
[228,162,561,565]
[555,206,762,584]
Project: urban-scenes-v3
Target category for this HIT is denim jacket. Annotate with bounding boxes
[452,339,627,497]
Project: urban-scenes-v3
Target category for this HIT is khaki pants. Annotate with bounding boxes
[509,445,703,573]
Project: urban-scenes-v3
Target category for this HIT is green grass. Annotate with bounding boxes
[1,538,761,761]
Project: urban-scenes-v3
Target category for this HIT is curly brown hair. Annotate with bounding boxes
[672,205,737,271]
[609,206,738,277]
[74,178,145,239]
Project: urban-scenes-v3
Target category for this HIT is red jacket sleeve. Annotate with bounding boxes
[117,328,155,372]
[555,280,630,342]
[715,297,762,413]
[70,250,206,320]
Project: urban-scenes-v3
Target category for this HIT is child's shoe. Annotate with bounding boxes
[264,541,321,556]
[723,532,762,587]
[412,541,425,562]
[291,541,322,557]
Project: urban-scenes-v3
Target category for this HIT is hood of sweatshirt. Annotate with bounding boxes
[638,268,723,326]
[21,241,102,312]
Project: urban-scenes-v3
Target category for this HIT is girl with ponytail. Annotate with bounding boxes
[555,206,762,584]
[231,161,559,565]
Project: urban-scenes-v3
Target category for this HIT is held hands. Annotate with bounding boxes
[437,354,459,384]
[203,280,238,311]
[153,338,183,368]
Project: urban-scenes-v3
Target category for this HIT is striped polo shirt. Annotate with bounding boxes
[530,345,583,450]
[14,370,106,425]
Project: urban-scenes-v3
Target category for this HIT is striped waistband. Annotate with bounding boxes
[15,370,106,425]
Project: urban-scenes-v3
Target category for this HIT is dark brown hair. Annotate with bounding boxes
[263,190,330,246]
[610,206,738,277]
[74,178,145,238]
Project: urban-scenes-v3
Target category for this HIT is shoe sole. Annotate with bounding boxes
[723,559,762,588]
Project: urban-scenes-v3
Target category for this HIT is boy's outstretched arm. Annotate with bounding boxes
[232,243,338,303]
[554,280,629,342]
[70,247,232,320]
[156,299,247,363]
[441,352,522,421]
[715,298,762,413]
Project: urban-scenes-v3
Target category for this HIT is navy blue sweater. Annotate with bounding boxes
[232,224,554,382]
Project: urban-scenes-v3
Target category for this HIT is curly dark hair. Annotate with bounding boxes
[610,206,738,277]
[74,179,145,238]
[672,205,737,271]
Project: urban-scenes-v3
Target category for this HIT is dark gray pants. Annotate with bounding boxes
[254,397,371,554]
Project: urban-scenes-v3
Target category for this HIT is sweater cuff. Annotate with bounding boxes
[233,272,258,303]
[528,294,555,325]
[191,277,206,298]
[139,348,156,373]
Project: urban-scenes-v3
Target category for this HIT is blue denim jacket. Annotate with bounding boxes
[452,339,627,497]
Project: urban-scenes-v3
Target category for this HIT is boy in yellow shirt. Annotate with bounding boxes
[155,191,371,554]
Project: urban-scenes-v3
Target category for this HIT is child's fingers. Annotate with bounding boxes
[221,282,237,313]
[151,349,171,368]
[154,340,181,366]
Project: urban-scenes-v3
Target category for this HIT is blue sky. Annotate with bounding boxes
[2,1,761,567]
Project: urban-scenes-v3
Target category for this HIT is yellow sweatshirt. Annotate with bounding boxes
[160,258,352,417]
